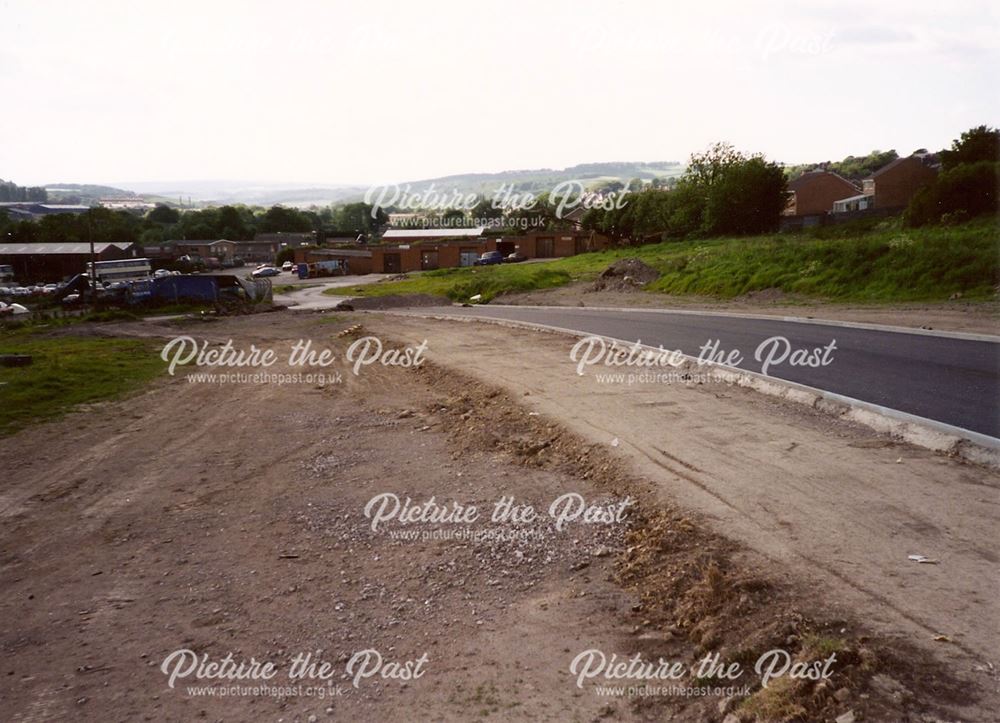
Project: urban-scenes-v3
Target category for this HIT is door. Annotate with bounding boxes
[383,253,401,273]
[421,251,439,270]
[536,237,554,258]
[459,250,479,267]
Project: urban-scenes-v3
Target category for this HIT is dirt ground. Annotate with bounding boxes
[496,282,1000,336]
[0,310,997,721]
[366,312,1000,717]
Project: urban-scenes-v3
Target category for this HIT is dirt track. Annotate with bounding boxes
[1,310,997,721]
[369,314,1000,658]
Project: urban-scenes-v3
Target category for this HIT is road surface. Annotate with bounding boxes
[399,305,1000,438]
[273,274,380,310]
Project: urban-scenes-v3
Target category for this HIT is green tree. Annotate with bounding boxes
[258,205,314,233]
[685,142,745,187]
[139,227,165,247]
[703,157,787,235]
[471,195,503,221]
[276,246,297,264]
[218,205,252,239]
[904,161,999,227]
[147,204,180,224]
[940,125,1000,170]
[330,202,386,234]
[441,208,465,226]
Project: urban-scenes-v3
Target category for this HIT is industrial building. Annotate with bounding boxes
[0,242,135,283]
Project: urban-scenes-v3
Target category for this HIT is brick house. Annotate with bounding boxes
[168,239,238,263]
[861,155,938,210]
[784,171,860,217]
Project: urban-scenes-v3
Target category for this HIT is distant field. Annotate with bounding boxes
[340,218,999,303]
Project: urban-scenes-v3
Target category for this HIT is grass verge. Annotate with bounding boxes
[0,334,166,436]
[336,218,998,303]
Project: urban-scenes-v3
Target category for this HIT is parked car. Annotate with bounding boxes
[154,268,173,279]
[473,251,504,266]
[281,261,294,271]
[503,252,527,263]
[252,266,281,278]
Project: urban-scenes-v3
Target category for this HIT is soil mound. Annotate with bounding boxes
[591,257,660,292]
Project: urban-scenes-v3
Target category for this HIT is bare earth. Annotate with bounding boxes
[369,313,1000,714]
[0,309,997,722]
[496,282,1000,336]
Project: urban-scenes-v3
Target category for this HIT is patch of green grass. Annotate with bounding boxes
[0,334,166,435]
[340,219,998,303]
[327,264,575,303]
[316,314,348,324]
[738,676,807,722]
[801,634,848,658]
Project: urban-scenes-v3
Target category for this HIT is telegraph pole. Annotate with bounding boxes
[88,210,97,300]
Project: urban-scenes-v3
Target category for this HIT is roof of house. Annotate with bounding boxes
[866,155,936,180]
[788,170,860,193]
[310,249,372,258]
[382,227,485,239]
[167,239,236,246]
[0,242,133,255]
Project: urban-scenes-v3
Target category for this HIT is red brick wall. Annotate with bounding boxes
[788,174,860,215]
[874,158,937,209]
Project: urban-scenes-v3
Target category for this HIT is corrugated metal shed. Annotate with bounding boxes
[0,242,133,255]
[382,227,485,239]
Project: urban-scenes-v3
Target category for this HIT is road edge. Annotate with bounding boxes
[492,303,1000,342]
[381,309,1000,470]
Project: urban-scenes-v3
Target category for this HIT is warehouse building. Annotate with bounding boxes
[0,242,135,283]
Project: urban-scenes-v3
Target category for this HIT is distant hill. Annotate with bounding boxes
[29,162,685,210]
[104,163,683,208]
[43,183,136,205]
[110,180,365,208]
[357,161,684,199]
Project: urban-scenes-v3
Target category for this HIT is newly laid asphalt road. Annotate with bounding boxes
[406,305,1000,438]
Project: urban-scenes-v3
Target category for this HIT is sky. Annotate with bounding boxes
[0,0,996,188]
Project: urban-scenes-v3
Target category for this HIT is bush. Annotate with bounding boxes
[905,161,999,227]
[704,158,787,236]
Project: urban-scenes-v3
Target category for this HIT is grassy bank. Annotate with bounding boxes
[0,334,166,435]
[338,218,998,303]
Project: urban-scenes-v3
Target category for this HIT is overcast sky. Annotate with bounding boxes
[1,0,996,187]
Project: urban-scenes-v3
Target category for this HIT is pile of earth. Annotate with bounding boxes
[334,293,448,311]
[590,257,660,292]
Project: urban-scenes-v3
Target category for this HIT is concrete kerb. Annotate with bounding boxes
[378,309,1000,470]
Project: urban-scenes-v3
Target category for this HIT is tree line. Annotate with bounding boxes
[578,142,788,243]
[904,125,998,227]
[0,202,388,247]
[0,178,48,203]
